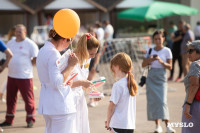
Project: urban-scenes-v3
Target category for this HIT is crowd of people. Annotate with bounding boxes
[167,20,199,82]
[0,10,200,133]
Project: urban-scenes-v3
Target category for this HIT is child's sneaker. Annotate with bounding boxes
[0,96,6,103]
[88,101,97,107]
[1,98,6,103]
[88,90,104,98]
[0,127,3,132]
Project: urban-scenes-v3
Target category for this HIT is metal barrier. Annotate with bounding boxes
[98,36,151,92]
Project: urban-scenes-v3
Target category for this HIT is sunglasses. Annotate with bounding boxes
[187,49,196,54]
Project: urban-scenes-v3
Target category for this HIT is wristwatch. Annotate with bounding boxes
[185,101,192,106]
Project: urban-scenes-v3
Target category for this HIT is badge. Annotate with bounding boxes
[84,63,89,68]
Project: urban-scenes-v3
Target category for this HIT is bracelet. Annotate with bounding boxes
[185,101,192,106]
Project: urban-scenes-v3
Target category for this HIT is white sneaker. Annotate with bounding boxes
[154,125,163,133]
[0,98,6,103]
[166,127,176,133]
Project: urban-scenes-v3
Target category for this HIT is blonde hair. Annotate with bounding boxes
[75,33,100,65]
[110,52,137,96]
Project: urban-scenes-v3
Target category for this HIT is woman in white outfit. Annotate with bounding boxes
[71,33,100,133]
[36,29,79,133]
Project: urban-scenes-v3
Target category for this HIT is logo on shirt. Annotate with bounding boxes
[19,46,23,49]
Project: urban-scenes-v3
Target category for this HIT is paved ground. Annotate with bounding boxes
[0,63,186,133]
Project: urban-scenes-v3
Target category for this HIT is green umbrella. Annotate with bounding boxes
[118,1,198,22]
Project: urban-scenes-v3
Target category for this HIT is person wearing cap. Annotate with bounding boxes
[181,40,200,133]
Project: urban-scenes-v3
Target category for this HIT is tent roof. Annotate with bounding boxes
[117,0,153,8]
[9,0,54,14]
[45,0,95,10]
[0,0,22,10]
[0,0,154,13]
[85,0,122,12]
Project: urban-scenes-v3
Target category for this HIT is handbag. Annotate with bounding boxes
[195,61,200,101]
[139,48,152,87]
[195,87,200,101]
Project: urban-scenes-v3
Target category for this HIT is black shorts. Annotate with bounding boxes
[113,128,134,133]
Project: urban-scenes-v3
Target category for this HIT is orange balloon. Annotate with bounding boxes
[53,9,80,38]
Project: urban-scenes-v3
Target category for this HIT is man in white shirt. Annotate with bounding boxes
[103,20,114,41]
[95,21,104,45]
[103,20,114,63]
[194,21,200,40]
[0,24,39,128]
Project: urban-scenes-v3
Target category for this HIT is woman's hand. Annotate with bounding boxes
[184,104,192,119]
[67,80,73,88]
[81,80,93,89]
[68,53,78,67]
[149,55,157,62]
[153,55,162,62]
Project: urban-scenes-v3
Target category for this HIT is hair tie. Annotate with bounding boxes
[86,33,92,40]
[128,71,131,74]
[52,29,57,37]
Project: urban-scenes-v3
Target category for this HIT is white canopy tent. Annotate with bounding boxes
[117,0,153,8]
[45,0,153,10]
[0,0,154,11]
[45,0,95,10]
[0,0,22,10]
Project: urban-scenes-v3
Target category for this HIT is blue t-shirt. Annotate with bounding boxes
[0,40,7,52]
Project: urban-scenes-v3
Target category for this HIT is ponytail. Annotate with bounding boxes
[75,34,89,65]
[127,72,138,96]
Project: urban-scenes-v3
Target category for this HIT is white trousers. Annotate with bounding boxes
[43,113,76,133]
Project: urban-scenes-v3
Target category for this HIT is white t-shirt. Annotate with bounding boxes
[194,25,200,37]
[96,27,104,44]
[145,47,172,68]
[7,38,39,79]
[104,24,114,41]
[110,77,136,129]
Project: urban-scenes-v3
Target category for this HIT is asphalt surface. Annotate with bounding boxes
[0,64,186,133]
